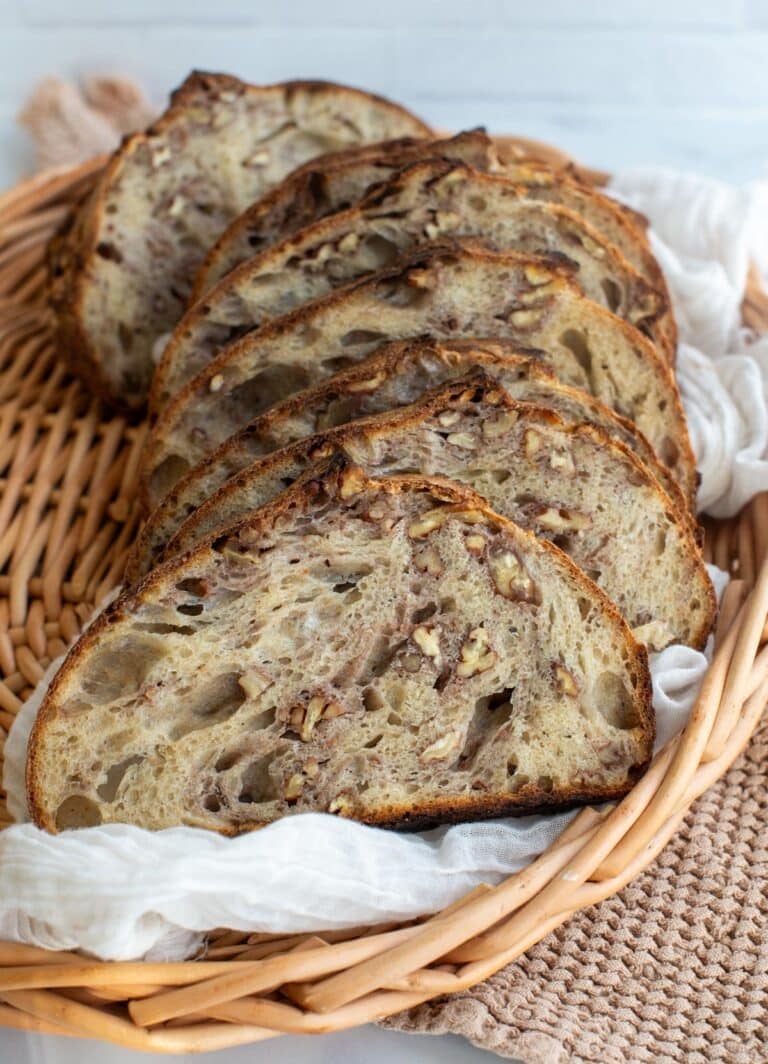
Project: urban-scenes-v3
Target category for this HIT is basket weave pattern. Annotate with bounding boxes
[0,156,765,1053]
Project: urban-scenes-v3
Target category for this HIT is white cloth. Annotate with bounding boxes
[2,169,767,962]
[609,169,768,517]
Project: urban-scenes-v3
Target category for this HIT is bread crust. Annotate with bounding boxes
[27,461,653,834]
[48,71,432,410]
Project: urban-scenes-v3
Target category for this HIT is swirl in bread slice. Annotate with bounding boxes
[28,462,652,834]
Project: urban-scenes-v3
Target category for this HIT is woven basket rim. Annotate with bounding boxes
[0,147,766,1053]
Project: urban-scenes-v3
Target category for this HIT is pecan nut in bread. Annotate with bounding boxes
[160,376,714,652]
[142,244,695,512]
[154,158,671,408]
[192,128,496,299]
[48,71,431,410]
[27,463,653,834]
[126,339,689,585]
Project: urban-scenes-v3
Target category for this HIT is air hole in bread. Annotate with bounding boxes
[170,672,247,739]
[507,759,518,776]
[601,278,622,313]
[215,750,242,772]
[96,755,145,802]
[594,671,639,729]
[538,774,555,792]
[340,329,388,348]
[150,455,192,508]
[468,195,487,212]
[655,530,667,557]
[80,636,163,704]
[321,355,358,373]
[362,233,400,268]
[560,329,593,383]
[363,687,385,713]
[229,364,312,415]
[659,435,680,469]
[238,754,278,804]
[364,734,384,750]
[176,578,208,597]
[376,279,430,309]
[55,795,102,830]
[412,603,437,623]
[178,602,204,616]
[508,773,530,793]
[135,622,197,636]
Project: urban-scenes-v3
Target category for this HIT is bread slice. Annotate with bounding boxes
[153,159,671,409]
[126,339,688,585]
[142,244,695,512]
[193,130,673,359]
[28,461,653,834]
[192,128,496,299]
[161,375,714,652]
[48,71,431,410]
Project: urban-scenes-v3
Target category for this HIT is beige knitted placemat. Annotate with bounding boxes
[384,715,768,1062]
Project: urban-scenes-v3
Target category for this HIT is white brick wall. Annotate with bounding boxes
[2,1,768,187]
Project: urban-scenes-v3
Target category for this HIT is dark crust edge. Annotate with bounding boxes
[46,70,432,411]
[27,462,653,834]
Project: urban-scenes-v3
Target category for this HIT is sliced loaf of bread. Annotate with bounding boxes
[192,128,495,298]
[49,71,431,409]
[28,462,653,834]
[154,159,671,408]
[126,339,688,584]
[143,244,695,511]
[160,376,714,652]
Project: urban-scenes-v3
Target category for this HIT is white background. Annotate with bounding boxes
[0,2,765,1061]
[2,0,768,187]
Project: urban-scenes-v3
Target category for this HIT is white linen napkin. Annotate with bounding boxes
[1,167,766,962]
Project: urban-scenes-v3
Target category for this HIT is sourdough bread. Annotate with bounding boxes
[161,376,714,652]
[192,129,496,298]
[126,339,688,584]
[48,71,431,409]
[28,462,653,834]
[143,244,695,511]
[154,159,671,408]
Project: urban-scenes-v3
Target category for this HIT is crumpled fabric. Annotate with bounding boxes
[609,169,768,517]
[1,167,766,963]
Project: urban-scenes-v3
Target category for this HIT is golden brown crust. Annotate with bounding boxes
[27,460,653,833]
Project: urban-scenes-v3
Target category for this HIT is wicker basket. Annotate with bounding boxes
[0,148,766,1053]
